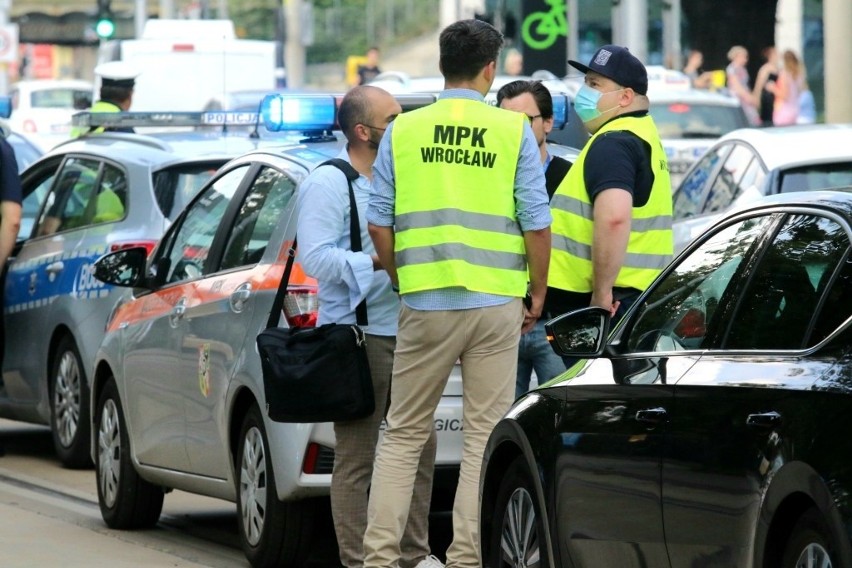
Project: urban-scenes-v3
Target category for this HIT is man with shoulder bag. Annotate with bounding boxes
[295,86,441,568]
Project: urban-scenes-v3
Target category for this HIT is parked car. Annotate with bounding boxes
[648,88,750,189]
[8,79,93,151]
[480,189,852,568]
[673,123,852,250]
[1,112,288,468]
[87,93,546,567]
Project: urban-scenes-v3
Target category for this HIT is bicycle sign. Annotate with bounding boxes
[522,0,568,51]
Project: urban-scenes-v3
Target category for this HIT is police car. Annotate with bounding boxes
[87,93,577,567]
[0,112,292,469]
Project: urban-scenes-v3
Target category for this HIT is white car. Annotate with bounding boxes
[648,87,750,189]
[8,79,93,151]
[673,123,852,251]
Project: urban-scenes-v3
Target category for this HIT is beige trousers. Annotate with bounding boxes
[332,333,437,568]
[364,300,522,568]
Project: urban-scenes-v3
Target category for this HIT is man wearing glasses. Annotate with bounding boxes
[497,79,572,397]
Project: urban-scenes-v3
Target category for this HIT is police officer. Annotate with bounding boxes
[363,19,551,568]
[549,45,673,327]
[71,61,139,137]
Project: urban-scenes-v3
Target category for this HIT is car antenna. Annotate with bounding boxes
[250,99,262,139]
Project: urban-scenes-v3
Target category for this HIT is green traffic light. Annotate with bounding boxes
[95,17,116,39]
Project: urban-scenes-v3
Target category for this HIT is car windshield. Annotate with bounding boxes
[152,161,224,222]
[779,162,852,193]
[650,102,748,138]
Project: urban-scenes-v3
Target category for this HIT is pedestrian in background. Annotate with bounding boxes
[752,45,779,126]
[296,85,439,568]
[363,18,551,568]
[725,45,760,125]
[357,47,383,86]
[549,45,673,341]
[682,49,714,89]
[497,79,570,397]
[769,49,803,126]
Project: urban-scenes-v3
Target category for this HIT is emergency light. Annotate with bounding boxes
[0,96,11,119]
[551,94,568,129]
[260,94,337,133]
[70,111,261,128]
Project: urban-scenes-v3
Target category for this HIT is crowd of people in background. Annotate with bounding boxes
[683,43,816,126]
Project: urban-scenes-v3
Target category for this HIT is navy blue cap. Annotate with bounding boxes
[568,45,648,95]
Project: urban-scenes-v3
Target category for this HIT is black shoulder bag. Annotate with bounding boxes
[257,159,375,423]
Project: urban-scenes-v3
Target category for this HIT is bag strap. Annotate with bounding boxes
[318,158,368,326]
[265,159,368,329]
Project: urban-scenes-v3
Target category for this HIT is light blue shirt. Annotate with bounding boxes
[296,146,398,336]
[368,88,551,311]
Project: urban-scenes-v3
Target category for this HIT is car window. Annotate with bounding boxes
[19,159,61,240]
[152,161,224,222]
[220,166,296,271]
[702,144,756,214]
[673,144,730,219]
[91,164,127,224]
[726,214,850,350]
[650,103,749,138]
[30,88,91,109]
[778,162,852,194]
[161,165,248,284]
[626,214,774,353]
[811,247,852,345]
[35,157,101,236]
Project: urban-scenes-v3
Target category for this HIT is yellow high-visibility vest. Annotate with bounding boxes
[550,114,673,292]
[391,98,528,296]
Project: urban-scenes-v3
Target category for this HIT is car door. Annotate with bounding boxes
[3,156,95,404]
[180,163,299,479]
[662,211,850,567]
[122,165,250,471]
[553,213,777,567]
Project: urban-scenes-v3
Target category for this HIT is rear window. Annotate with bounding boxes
[152,161,224,221]
[31,88,92,110]
[650,102,749,139]
[779,162,852,193]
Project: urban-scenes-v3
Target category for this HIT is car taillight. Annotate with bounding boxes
[23,119,37,133]
[283,288,318,328]
[109,240,157,257]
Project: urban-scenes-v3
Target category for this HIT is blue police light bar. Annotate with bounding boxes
[0,96,11,119]
[70,111,260,128]
[261,94,337,133]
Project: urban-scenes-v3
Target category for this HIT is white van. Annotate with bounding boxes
[97,19,278,112]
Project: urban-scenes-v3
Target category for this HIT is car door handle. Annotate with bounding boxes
[635,407,668,424]
[746,411,781,429]
[229,283,252,313]
[169,298,187,327]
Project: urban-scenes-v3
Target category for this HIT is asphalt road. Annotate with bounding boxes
[0,419,453,567]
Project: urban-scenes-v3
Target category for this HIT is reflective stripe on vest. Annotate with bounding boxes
[391,98,527,296]
[550,114,674,292]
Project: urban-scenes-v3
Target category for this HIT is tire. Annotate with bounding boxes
[488,456,548,568]
[781,507,837,568]
[95,378,164,529]
[50,335,93,468]
[236,404,314,568]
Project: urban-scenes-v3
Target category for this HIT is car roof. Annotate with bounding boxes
[716,124,852,170]
[720,187,852,222]
[11,79,94,92]
[649,88,742,106]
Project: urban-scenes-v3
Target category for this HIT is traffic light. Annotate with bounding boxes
[95,0,115,39]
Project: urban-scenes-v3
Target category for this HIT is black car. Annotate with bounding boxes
[480,190,852,568]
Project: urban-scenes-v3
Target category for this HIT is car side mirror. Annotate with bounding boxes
[544,306,611,358]
[94,247,149,288]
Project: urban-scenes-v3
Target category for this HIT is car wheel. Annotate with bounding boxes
[236,403,314,567]
[50,335,92,468]
[489,456,548,568]
[95,378,164,529]
[782,507,837,568]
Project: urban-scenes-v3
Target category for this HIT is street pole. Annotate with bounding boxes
[662,0,681,70]
[824,0,852,122]
[567,0,578,74]
[0,0,8,95]
[159,0,174,19]
[622,0,648,63]
[284,0,306,88]
[135,0,147,38]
